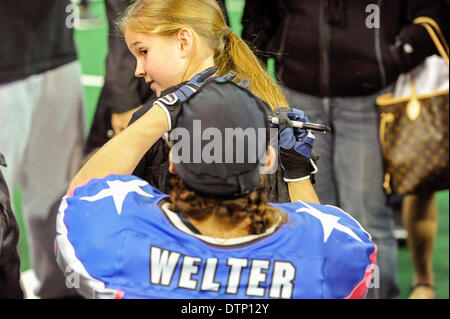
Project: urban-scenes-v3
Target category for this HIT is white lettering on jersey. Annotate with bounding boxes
[226,258,249,294]
[246,259,270,297]
[178,255,202,290]
[150,246,180,286]
[200,258,221,292]
[148,246,297,298]
[269,261,296,298]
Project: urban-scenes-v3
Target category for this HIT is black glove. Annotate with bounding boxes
[389,23,430,73]
[274,107,318,182]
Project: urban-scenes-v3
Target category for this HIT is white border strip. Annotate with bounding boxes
[56,197,116,297]
[81,74,104,87]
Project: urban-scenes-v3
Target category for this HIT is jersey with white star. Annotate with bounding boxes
[55,174,377,299]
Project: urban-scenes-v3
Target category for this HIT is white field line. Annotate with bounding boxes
[81,74,104,87]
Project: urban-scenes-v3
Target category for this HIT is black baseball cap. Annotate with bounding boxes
[169,79,271,199]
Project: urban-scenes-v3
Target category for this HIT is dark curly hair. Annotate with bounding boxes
[168,175,287,235]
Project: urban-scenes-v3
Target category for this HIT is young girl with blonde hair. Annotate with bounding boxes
[98,0,318,204]
[70,0,319,204]
[120,0,287,108]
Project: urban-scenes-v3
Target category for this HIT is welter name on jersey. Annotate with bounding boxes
[55,175,377,299]
[150,245,296,298]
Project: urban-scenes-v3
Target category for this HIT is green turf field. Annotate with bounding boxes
[13,0,449,299]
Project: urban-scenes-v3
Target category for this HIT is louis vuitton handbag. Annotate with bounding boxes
[376,17,449,196]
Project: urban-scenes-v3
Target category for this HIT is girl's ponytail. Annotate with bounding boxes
[215,30,288,111]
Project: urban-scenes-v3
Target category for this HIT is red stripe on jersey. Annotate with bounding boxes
[66,175,112,197]
[345,244,378,299]
[115,290,125,299]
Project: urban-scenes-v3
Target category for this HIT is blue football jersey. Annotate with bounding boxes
[55,175,377,299]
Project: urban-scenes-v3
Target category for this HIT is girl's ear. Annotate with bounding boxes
[262,145,277,174]
[176,28,195,58]
[168,151,177,174]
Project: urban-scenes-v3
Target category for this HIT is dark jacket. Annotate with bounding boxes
[0,154,23,299]
[0,0,77,84]
[96,0,153,115]
[85,0,153,154]
[241,0,443,97]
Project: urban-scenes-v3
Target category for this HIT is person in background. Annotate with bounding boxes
[241,0,442,298]
[0,153,23,299]
[402,194,438,298]
[85,0,153,156]
[401,0,449,299]
[0,0,85,298]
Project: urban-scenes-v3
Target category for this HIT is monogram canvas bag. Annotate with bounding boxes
[376,17,449,195]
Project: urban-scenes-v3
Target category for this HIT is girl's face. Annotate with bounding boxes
[125,29,188,97]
